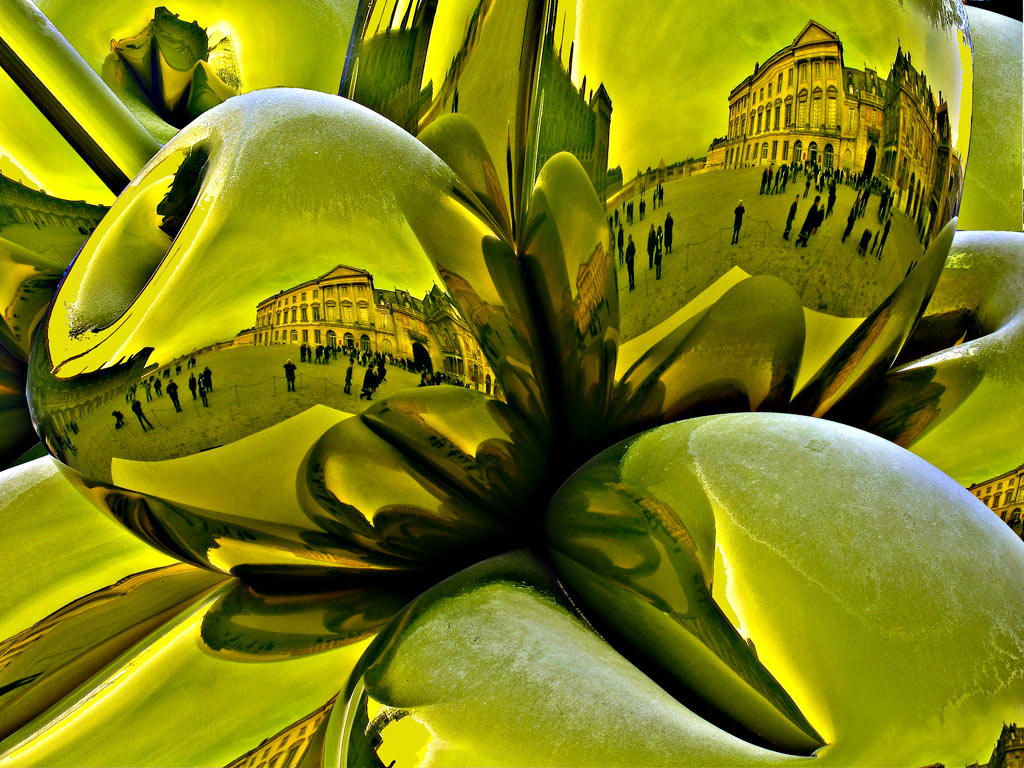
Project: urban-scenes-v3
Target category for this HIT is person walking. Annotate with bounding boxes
[153,379,162,398]
[344,363,354,394]
[877,216,892,257]
[664,212,673,254]
[360,365,378,400]
[617,225,624,266]
[131,399,153,431]
[625,234,636,291]
[654,227,663,279]
[197,377,209,407]
[284,359,297,392]
[796,196,821,248]
[188,373,198,400]
[732,200,745,244]
[166,380,182,412]
[842,202,858,242]
[647,224,657,269]
[783,197,798,240]
[202,366,213,392]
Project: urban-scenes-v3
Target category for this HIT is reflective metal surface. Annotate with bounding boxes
[28,89,548,576]
[547,414,1024,766]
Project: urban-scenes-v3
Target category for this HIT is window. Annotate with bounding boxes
[813,61,820,78]
[759,88,764,101]
[381,314,389,328]
[745,144,751,160]
[797,94,808,125]
[800,63,807,82]
[771,140,778,160]
[291,295,296,304]
[357,285,366,296]
[774,106,780,130]
[757,111,762,133]
[782,141,788,160]
[341,284,349,296]
[785,102,792,126]
[1010,478,1016,486]
[847,107,855,131]
[301,292,306,301]
[777,72,783,91]
[998,482,1004,489]
[302,330,308,342]
[300,307,308,321]
[358,304,370,324]
[312,305,320,321]
[290,330,298,341]
[326,302,337,322]
[827,96,837,127]
[291,308,297,323]
[276,311,281,324]
[341,302,353,323]
[761,143,768,159]
[811,93,822,126]
[360,334,371,352]
[314,330,321,343]
[767,83,772,98]
[994,493,1002,506]
[827,60,835,77]
[313,289,318,298]
[275,331,279,340]
[788,68,793,85]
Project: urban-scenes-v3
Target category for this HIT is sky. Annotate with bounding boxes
[567,0,968,176]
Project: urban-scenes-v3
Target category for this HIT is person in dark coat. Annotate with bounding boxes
[858,229,873,255]
[202,366,213,392]
[112,410,125,429]
[783,197,798,240]
[647,224,657,269]
[153,379,162,397]
[360,365,378,400]
[617,226,624,265]
[131,399,153,431]
[166,380,182,412]
[760,168,768,195]
[842,203,858,242]
[877,216,892,257]
[731,200,745,244]
[625,235,636,291]
[654,226,664,279]
[344,363,354,394]
[197,377,209,407]
[664,212,673,254]
[188,373,197,399]
[796,196,821,248]
[284,359,297,391]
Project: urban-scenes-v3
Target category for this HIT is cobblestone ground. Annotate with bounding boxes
[64,346,434,476]
[610,167,926,341]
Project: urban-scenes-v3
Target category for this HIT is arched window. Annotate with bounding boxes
[808,142,818,164]
[343,332,354,349]
[360,334,371,352]
[793,140,803,162]
[842,148,853,170]
[382,339,392,355]
[823,144,834,169]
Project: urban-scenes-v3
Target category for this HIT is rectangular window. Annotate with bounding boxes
[757,112,762,132]
[788,68,793,85]
[292,295,296,304]
[800,64,807,82]
[745,144,750,160]
[759,88,764,101]
[301,292,306,301]
[777,72,783,91]
[314,330,321,343]
[312,305,320,321]
[276,311,281,324]
[827,98,837,127]
[782,141,788,160]
[313,289,318,298]
[767,83,772,98]
[774,106,780,129]
[785,103,792,126]
[300,307,308,321]
[302,330,308,342]
[275,331,279,340]
[341,285,349,295]
[814,61,821,78]
[771,140,778,160]
[291,309,297,323]
[761,144,768,159]
[827,60,835,77]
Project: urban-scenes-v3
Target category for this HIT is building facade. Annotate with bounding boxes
[0,174,107,232]
[966,465,1024,536]
[715,20,961,243]
[247,265,495,389]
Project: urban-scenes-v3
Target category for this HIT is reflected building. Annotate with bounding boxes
[247,265,495,387]
[345,0,437,134]
[532,0,612,197]
[717,21,961,242]
[966,465,1024,536]
[225,697,335,768]
[0,174,107,233]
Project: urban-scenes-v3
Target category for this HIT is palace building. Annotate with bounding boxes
[715,21,961,240]
[966,464,1024,536]
[0,174,107,232]
[244,265,496,390]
